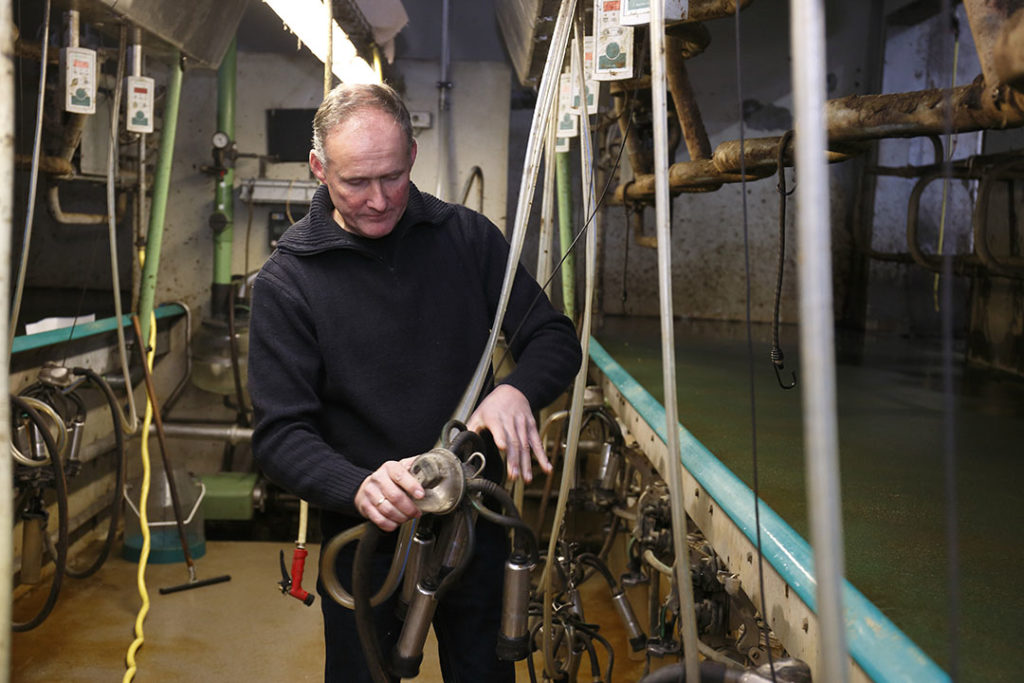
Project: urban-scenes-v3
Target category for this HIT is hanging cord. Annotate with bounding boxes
[932,25,961,312]
[734,6,778,679]
[771,130,797,390]
[122,313,157,683]
[8,0,51,350]
[938,2,961,679]
[106,24,140,435]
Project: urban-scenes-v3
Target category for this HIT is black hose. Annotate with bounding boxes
[351,523,392,683]
[575,552,618,590]
[65,368,126,578]
[574,621,615,683]
[637,660,729,683]
[467,477,538,560]
[11,395,68,632]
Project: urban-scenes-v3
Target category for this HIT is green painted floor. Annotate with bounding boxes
[595,315,1024,683]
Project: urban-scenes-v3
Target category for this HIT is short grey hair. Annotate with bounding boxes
[311,82,414,166]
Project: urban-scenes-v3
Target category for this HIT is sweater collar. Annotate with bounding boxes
[275,182,454,256]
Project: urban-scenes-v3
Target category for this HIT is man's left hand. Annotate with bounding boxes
[467,384,551,483]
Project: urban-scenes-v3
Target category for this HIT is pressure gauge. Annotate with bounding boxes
[211,130,231,150]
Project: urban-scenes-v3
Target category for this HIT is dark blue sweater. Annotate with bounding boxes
[248,183,581,531]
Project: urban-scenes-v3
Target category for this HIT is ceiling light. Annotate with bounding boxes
[263,0,379,84]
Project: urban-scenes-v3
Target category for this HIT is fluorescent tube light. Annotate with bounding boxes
[263,0,379,84]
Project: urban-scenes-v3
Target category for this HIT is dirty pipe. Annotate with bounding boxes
[1,0,17,674]
[211,37,237,320]
[536,97,558,293]
[556,151,576,321]
[137,52,184,345]
[664,33,712,161]
[650,3,701,681]
[790,0,849,680]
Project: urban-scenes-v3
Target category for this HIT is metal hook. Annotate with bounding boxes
[770,346,797,390]
[773,362,797,390]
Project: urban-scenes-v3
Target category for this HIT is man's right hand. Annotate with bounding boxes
[355,458,425,531]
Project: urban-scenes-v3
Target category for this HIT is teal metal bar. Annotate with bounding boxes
[588,337,950,683]
[12,304,185,355]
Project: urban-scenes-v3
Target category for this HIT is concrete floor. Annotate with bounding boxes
[11,539,652,682]
[12,541,326,681]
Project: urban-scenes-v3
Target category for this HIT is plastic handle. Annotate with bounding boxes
[288,546,315,606]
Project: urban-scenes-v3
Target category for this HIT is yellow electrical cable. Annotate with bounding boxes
[934,37,960,312]
[123,312,157,683]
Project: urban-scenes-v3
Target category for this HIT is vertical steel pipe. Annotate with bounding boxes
[1,0,15,675]
[789,1,848,681]
[536,92,558,293]
[138,51,184,345]
[453,0,577,422]
[651,3,701,682]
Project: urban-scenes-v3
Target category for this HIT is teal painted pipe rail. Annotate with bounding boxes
[12,304,185,355]
[588,337,950,683]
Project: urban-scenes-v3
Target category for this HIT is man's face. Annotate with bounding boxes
[309,108,417,239]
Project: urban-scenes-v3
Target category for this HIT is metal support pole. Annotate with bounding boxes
[138,52,184,345]
[1,1,16,676]
[789,1,848,681]
[650,3,701,681]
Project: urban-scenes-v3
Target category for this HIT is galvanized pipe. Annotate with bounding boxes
[790,1,848,681]
[452,0,577,422]
[651,2,700,681]
[1,0,16,673]
[150,422,254,446]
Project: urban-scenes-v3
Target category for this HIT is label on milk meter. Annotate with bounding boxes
[60,47,97,114]
[593,1,634,82]
[126,76,156,133]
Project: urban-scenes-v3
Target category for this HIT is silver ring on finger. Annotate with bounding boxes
[376,495,387,507]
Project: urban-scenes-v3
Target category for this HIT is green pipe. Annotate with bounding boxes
[138,51,184,345]
[213,38,237,305]
[556,151,576,321]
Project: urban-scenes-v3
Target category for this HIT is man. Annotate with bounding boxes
[248,82,581,682]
